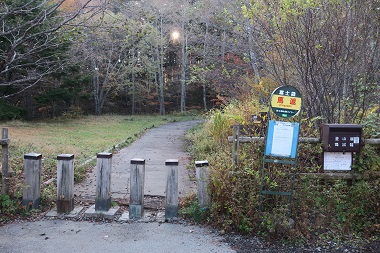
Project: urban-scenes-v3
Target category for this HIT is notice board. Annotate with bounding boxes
[323,152,352,171]
[265,120,300,158]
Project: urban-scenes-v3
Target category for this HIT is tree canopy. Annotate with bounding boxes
[0,0,378,122]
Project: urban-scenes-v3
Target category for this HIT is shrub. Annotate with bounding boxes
[0,100,23,120]
[187,86,380,244]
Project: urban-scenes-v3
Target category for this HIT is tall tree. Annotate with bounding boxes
[243,0,380,123]
[71,10,131,115]
[0,0,92,97]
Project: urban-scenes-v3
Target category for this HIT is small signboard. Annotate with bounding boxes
[320,124,362,152]
[265,120,300,158]
[270,85,302,118]
[323,152,352,171]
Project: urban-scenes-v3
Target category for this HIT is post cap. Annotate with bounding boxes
[195,160,209,167]
[57,154,74,160]
[24,153,42,160]
[165,159,179,166]
[131,158,145,165]
[97,152,112,158]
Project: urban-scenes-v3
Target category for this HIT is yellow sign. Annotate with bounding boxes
[271,95,302,111]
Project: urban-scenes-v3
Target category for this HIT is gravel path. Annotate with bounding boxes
[75,120,200,201]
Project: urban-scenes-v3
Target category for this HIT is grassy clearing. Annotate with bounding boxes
[0,114,198,209]
[2,114,197,162]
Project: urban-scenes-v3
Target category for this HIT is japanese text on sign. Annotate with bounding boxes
[270,85,302,118]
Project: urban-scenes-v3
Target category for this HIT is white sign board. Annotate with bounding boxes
[271,122,294,157]
[323,152,352,171]
[265,120,300,158]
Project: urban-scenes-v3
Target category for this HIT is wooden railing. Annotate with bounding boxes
[228,125,380,180]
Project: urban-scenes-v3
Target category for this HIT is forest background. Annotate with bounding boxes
[1,0,379,123]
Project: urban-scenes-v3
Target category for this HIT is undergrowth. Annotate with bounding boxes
[184,82,380,246]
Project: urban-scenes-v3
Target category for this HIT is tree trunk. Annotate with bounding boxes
[246,21,260,83]
[158,17,165,115]
[221,30,226,66]
[131,49,136,115]
[180,20,186,113]
[93,63,102,115]
[202,20,209,111]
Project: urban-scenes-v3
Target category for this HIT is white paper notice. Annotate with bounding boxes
[271,122,294,157]
[323,152,352,171]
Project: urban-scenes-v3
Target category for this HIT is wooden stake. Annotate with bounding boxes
[129,158,145,219]
[165,159,179,220]
[22,153,42,209]
[196,160,211,209]
[95,152,113,211]
[57,154,75,214]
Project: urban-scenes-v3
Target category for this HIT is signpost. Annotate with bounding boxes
[270,85,302,118]
[259,85,302,219]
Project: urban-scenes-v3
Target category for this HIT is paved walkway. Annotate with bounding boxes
[0,220,235,253]
[75,120,201,201]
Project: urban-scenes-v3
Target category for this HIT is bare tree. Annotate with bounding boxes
[0,0,95,97]
[244,0,380,123]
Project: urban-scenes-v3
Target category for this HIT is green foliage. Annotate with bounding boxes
[0,100,24,120]
[179,193,210,223]
[0,194,18,215]
[294,179,380,240]
[362,110,380,138]
[0,0,70,86]
[352,112,380,173]
[62,105,85,119]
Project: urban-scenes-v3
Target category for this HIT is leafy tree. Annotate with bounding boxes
[0,0,92,96]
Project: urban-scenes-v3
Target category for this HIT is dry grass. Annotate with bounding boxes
[2,115,192,162]
[0,114,197,187]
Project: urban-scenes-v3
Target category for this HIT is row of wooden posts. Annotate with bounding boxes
[22,152,211,220]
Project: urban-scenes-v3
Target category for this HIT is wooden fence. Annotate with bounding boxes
[229,125,380,180]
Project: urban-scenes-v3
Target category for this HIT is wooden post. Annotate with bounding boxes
[165,159,179,220]
[232,125,240,165]
[22,153,42,209]
[129,158,145,219]
[195,160,211,209]
[57,154,74,214]
[1,128,9,194]
[95,152,112,211]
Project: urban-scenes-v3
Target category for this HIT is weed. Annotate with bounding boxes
[0,194,18,214]
[179,193,210,223]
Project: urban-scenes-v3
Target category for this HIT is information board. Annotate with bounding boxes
[265,120,300,158]
[323,152,352,171]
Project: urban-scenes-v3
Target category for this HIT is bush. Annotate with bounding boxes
[0,100,23,120]
[187,87,380,244]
